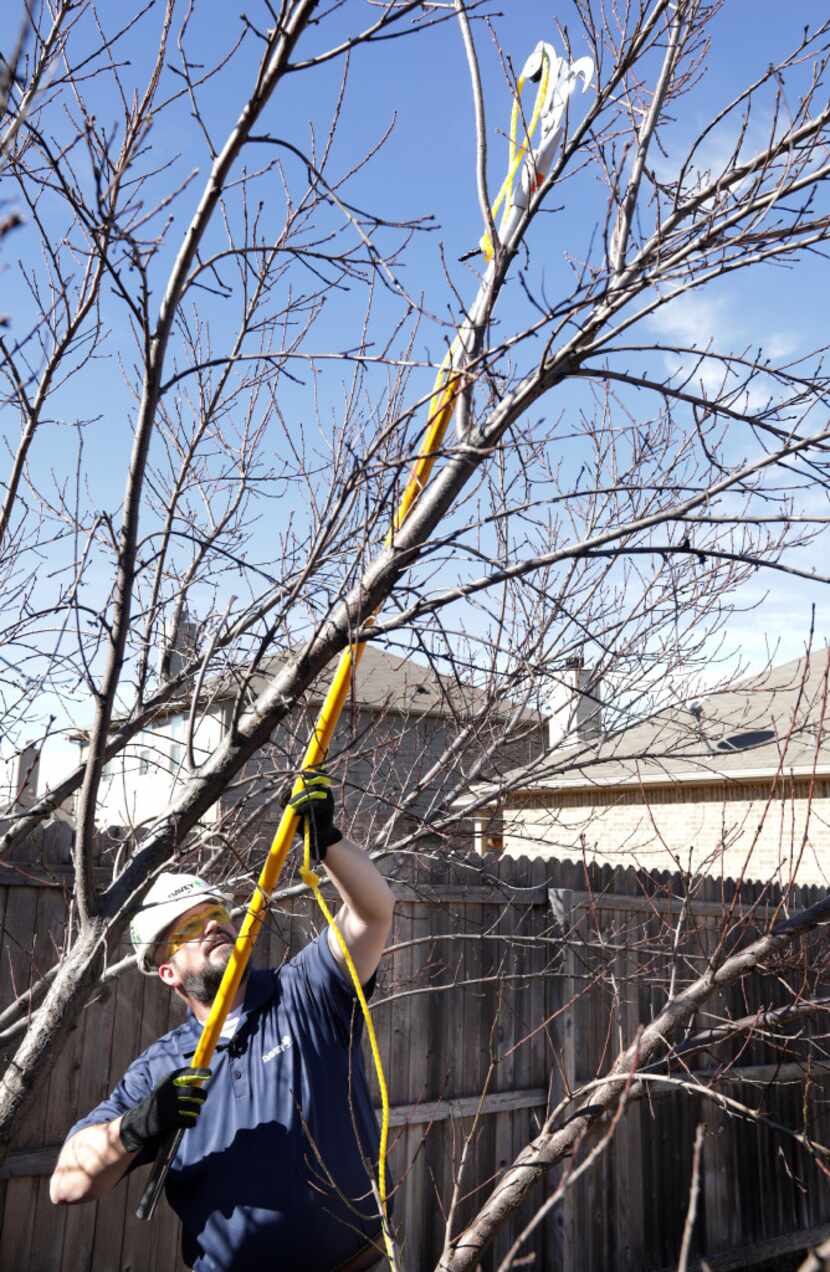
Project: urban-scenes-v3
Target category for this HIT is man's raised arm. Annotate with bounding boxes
[323,837,395,984]
[288,775,395,984]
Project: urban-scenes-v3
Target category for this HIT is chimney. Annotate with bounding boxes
[12,743,40,809]
[159,611,199,682]
[548,658,602,750]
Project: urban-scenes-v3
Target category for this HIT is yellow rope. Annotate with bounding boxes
[299,824,397,1270]
[387,337,462,542]
[480,50,551,261]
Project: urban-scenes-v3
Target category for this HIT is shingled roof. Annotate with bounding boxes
[470,650,830,797]
[250,644,541,724]
[84,644,541,734]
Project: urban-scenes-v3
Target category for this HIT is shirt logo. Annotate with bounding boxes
[263,1034,292,1063]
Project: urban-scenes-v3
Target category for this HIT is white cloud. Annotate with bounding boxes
[649,290,728,348]
[765,331,800,360]
[647,288,800,415]
[655,107,786,206]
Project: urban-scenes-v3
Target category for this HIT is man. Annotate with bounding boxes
[50,776,395,1272]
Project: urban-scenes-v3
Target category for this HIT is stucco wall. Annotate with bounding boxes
[497,778,830,885]
[92,709,225,830]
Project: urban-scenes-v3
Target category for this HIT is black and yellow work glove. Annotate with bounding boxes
[287,771,343,864]
[120,1066,211,1154]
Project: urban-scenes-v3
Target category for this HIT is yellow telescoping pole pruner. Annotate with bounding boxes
[136,37,593,1255]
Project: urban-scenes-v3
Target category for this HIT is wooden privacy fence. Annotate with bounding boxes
[1,844,830,1271]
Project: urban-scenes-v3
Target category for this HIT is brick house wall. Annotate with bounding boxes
[497,777,830,885]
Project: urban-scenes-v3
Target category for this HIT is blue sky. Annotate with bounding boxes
[2,1,829,785]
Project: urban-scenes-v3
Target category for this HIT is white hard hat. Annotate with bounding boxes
[130,871,230,975]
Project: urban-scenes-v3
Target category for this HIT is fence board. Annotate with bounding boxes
[491,858,518,1272]
[398,850,432,1268]
[4,887,51,1272]
[425,852,454,1267]
[514,858,544,1272]
[454,873,482,1252]
[552,882,579,1272]
[613,889,645,1272]
[386,851,413,1265]
[88,942,145,1272]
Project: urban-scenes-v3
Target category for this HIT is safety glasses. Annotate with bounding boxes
[165,904,232,958]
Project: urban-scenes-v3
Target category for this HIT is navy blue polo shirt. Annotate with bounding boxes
[66,933,384,1271]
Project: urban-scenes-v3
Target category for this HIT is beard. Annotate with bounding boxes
[179,939,247,1006]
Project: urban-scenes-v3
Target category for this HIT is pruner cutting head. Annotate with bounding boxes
[518,42,592,91]
[567,57,595,97]
[524,50,594,194]
[522,44,594,129]
[476,42,595,261]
